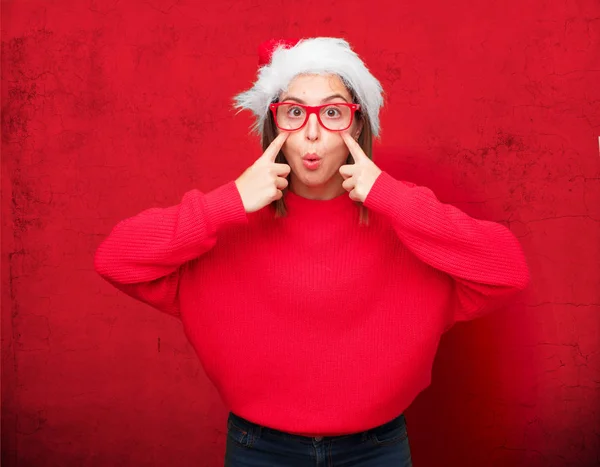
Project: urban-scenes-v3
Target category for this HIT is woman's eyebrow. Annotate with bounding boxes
[280,94,349,104]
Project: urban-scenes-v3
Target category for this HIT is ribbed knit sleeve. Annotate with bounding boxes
[364,171,530,322]
[94,181,248,317]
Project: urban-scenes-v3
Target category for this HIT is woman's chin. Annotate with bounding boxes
[291,162,341,187]
[297,170,329,185]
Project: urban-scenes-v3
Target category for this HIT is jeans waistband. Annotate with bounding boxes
[228,412,406,443]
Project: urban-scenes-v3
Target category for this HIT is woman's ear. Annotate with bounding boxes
[354,119,364,140]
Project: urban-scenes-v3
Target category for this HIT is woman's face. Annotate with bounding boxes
[279,74,363,199]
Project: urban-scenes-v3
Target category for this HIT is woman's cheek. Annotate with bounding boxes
[283,138,300,160]
[333,142,348,162]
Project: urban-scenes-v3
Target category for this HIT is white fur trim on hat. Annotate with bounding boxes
[233,37,385,137]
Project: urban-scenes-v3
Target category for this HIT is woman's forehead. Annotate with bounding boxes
[283,74,352,100]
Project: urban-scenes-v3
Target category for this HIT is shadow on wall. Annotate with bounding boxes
[373,143,538,467]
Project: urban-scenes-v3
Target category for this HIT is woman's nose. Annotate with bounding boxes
[305,114,320,141]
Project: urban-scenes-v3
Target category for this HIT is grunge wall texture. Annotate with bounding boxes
[2,0,599,466]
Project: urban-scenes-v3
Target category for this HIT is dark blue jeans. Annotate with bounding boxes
[224,412,413,466]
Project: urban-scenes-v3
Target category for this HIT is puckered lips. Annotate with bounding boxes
[302,153,322,170]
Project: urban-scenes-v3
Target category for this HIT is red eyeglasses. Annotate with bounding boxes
[269,102,360,132]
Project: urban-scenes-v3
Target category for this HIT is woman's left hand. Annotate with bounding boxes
[339,132,382,202]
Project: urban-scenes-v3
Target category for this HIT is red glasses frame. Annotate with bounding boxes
[269,102,361,132]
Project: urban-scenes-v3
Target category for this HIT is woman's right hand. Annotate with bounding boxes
[235,132,291,213]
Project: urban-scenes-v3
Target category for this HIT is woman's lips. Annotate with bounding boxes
[303,159,322,170]
[302,153,322,170]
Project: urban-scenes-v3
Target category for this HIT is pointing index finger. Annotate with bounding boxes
[262,131,290,163]
[342,131,366,163]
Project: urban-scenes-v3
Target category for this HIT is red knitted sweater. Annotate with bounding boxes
[94,171,530,436]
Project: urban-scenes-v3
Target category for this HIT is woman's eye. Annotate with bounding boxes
[325,107,341,117]
[288,106,304,117]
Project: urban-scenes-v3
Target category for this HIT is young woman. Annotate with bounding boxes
[94,37,530,467]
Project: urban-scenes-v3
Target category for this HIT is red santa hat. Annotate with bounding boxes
[233,37,384,137]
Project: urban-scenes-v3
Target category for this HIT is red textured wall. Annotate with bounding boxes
[2,1,599,466]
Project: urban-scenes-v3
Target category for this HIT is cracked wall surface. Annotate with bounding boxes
[2,0,599,466]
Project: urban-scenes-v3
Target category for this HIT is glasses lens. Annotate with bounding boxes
[275,104,353,131]
[275,104,306,130]
[319,105,352,130]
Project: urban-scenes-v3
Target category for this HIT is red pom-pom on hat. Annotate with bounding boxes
[257,38,301,66]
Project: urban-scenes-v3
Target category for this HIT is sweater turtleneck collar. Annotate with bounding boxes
[283,188,356,216]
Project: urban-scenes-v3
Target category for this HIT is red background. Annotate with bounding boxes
[2,1,599,466]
